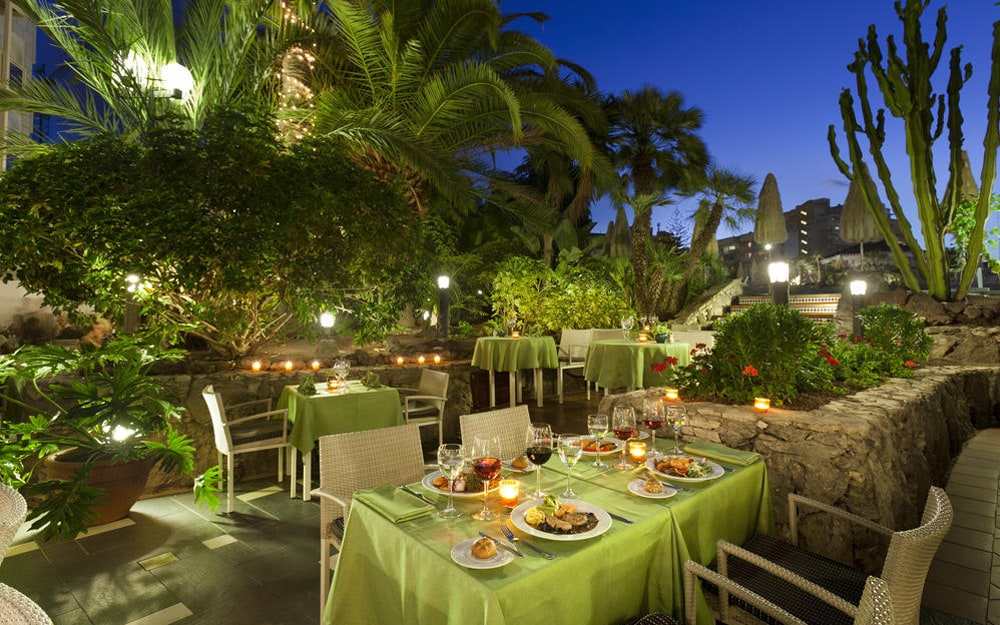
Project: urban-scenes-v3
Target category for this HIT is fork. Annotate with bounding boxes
[644,470,692,493]
[501,523,555,559]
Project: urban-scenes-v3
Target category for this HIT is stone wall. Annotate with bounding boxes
[598,366,1000,571]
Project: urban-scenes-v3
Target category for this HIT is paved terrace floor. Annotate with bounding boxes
[0,388,993,624]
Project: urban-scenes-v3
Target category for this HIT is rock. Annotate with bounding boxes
[904,292,953,325]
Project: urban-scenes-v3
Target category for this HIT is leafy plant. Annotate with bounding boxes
[855,304,933,372]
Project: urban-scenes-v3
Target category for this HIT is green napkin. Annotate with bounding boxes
[683,441,760,466]
[353,484,434,523]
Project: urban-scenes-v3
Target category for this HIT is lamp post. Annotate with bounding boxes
[849,279,867,338]
[124,274,141,333]
[768,261,789,306]
[437,275,450,339]
[319,311,335,334]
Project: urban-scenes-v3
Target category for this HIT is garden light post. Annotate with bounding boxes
[768,261,789,306]
[319,311,335,335]
[437,275,450,339]
[124,274,140,333]
[850,279,867,338]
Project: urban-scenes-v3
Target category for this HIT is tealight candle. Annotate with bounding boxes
[628,440,647,464]
[417,355,426,365]
[433,354,442,364]
[754,397,771,413]
[396,356,405,366]
[284,360,294,372]
[664,388,679,402]
[251,361,262,372]
[638,332,649,343]
[311,360,321,371]
[511,330,520,339]
[498,479,519,508]
[328,379,338,391]
[642,324,651,332]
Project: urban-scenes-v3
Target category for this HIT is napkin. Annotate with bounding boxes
[683,441,760,466]
[353,484,434,523]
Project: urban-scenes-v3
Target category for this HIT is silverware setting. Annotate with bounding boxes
[643,470,692,492]
[500,523,556,559]
[478,531,524,557]
[401,485,436,506]
[608,511,634,524]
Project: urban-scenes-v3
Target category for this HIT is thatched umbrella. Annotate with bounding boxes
[753,173,788,253]
[608,205,633,258]
[942,150,980,204]
[840,179,884,271]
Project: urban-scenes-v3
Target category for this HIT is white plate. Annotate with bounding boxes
[627,478,677,500]
[646,455,724,483]
[633,430,651,440]
[503,459,540,473]
[510,498,613,541]
[422,471,498,498]
[451,538,514,569]
[573,437,623,456]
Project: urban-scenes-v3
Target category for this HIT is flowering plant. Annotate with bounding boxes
[650,355,681,385]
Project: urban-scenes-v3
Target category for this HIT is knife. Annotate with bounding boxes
[401,485,437,506]
[478,532,524,557]
[608,512,634,524]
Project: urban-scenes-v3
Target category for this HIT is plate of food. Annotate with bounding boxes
[646,454,724,482]
[451,537,514,569]
[510,496,612,541]
[627,478,677,500]
[422,470,501,498]
[503,456,539,473]
[571,437,622,456]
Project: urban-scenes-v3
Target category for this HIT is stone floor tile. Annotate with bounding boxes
[951,495,999,517]
[926,559,990,594]
[947,525,997,551]
[924,583,988,623]
[936,541,993,571]
[956,511,998,534]
[958,455,1000,472]
[949,483,1000,504]
[51,607,94,625]
[952,464,1000,480]
[951,472,1000,491]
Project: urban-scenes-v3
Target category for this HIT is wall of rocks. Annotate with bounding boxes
[598,365,1000,570]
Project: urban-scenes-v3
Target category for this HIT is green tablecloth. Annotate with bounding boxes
[471,336,559,372]
[277,382,403,454]
[324,438,774,625]
[584,340,692,390]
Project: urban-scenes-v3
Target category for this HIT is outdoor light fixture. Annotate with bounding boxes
[159,62,194,100]
[849,280,867,296]
[319,312,335,329]
[768,261,790,306]
[123,274,141,333]
[437,275,451,339]
[850,279,868,338]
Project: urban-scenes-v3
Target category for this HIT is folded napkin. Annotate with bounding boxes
[353,484,434,523]
[683,441,760,466]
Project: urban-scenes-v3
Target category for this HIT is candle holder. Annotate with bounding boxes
[395,356,405,366]
[628,440,647,465]
[511,330,521,339]
[283,360,294,372]
[638,332,649,343]
[433,354,442,364]
[251,361,262,372]
[754,397,771,413]
[311,360,321,372]
[498,479,519,508]
[664,388,679,402]
[417,355,426,365]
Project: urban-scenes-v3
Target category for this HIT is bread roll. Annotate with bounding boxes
[471,537,497,559]
[511,457,529,469]
[643,478,664,494]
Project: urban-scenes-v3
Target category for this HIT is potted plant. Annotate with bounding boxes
[0,335,219,541]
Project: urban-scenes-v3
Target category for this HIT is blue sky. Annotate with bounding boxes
[499,0,998,239]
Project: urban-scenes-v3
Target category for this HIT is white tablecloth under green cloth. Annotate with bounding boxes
[471,336,558,408]
[276,382,402,499]
[324,438,773,625]
[584,340,692,390]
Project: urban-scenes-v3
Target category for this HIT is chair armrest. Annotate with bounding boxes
[395,387,421,395]
[405,394,445,404]
[225,408,289,428]
[716,540,858,619]
[788,493,893,545]
[683,560,807,625]
[311,487,348,518]
[226,397,272,412]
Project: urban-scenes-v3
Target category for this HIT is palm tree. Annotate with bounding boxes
[604,84,708,314]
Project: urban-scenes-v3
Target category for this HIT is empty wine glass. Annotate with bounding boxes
[557,434,584,498]
[620,315,635,342]
[525,423,553,498]
[611,406,637,470]
[666,404,688,453]
[587,414,609,469]
[643,398,666,456]
[436,444,464,519]
[506,315,517,336]
[471,436,502,521]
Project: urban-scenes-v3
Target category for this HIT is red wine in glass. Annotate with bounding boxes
[526,447,552,466]
[473,457,502,481]
[614,426,637,441]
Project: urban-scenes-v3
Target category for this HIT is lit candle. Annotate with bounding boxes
[284,360,294,372]
[643,324,651,332]
[628,440,647,464]
[511,330,521,339]
[664,388,679,402]
[433,354,442,364]
[396,356,405,366]
[311,360,321,371]
[417,355,426,365]
[638,332,649,343]
[328,378,338,391]
[251,361,262,372]
[498,479,519,508]
[754,397,771,413]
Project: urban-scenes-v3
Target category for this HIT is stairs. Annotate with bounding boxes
[728,293,841,321]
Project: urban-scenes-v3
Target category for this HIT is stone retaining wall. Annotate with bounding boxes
[598,366,1000,570]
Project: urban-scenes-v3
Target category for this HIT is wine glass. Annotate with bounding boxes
[471,436,502,521]
[557,434,584,498]
[436,443,464,519]
[620,315,635,342]
[643,398,666,456]
[611,406,637,470]
[525,423,553,498]
[587,414,609,469]
[506,315,517,336]
[666,404,688,453]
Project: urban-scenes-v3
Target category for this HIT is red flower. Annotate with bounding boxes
[690,348,696,356]
[667,356,679,366]
[650,361,667,373]
[837,333,847,339]
[826,356,840,366]
[695,343,707,349]
[742,365,758,377]
[904,360,917,368]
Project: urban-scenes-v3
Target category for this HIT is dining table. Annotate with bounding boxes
[277,381,403,500]
[323,438,774,625]
[584,339,692,391]
[471,336,559,408]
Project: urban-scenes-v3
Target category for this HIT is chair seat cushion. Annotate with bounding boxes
[330,517,345,542]
[724,535,869,625]
[231,421,285,445]
[624,613,680,625]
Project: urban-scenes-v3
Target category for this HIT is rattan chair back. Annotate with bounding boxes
[459,405,532,462]
[0,484,27,567]
[0,583,54,625]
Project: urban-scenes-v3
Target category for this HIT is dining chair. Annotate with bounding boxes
[692,486,949,625]
[557,328,593,404]
[201,385,291,514]
[0,483,27,568]
[313,423,428,616]
[398,369,449,448]
[459,405,532,461]
[0,583,54,625]
[684,561,892,625]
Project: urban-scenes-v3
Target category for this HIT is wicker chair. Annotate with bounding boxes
[312,423,428,617]
[398,369,449,449]
[697,486,950,625]
[0,583,54,625]
[459,405,532,462]
[684,561,892,625]
[202,385,291,514]
[557,328,593,404]
[0,484,27,568]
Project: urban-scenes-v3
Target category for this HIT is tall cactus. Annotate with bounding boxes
[828,0,1000,300]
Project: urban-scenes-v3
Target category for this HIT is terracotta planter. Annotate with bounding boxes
[44,450,155,526]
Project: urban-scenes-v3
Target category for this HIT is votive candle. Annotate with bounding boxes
[511,330,521,339]
[396,356,405,366]
[251,361,262,372]
[664,388,679,402]
[754,397,771,413]
[284,360,294,372]
[638,332,649,343]
[498,479,519,508]
[433,354,442,364]
[311,360,321,371]
[628,440,647,464]
[417,355,426,365]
